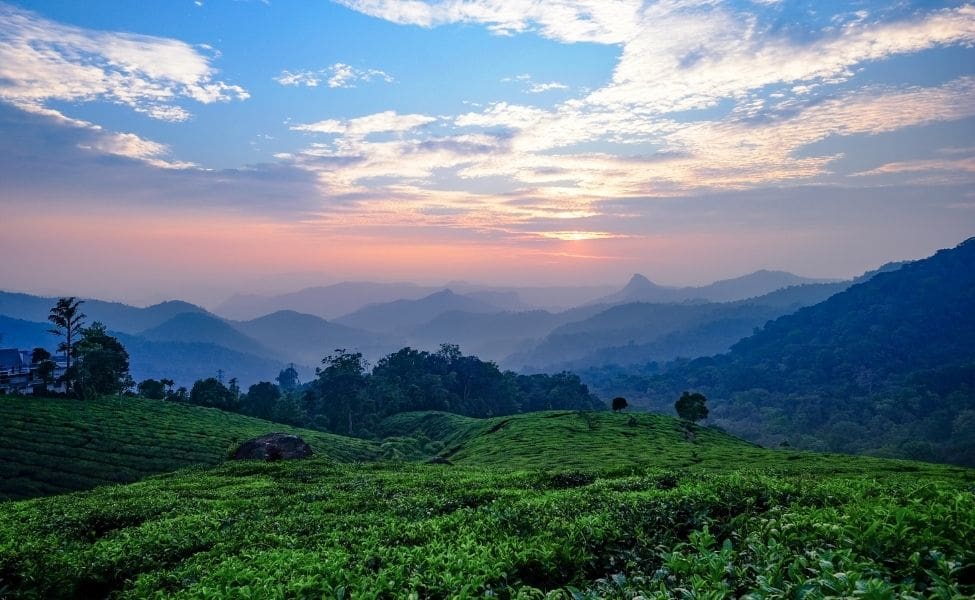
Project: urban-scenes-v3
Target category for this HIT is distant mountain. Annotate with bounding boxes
[234,310,402,365]
[335,289,503,334]
[214,282,441,320]
[594,270,835,306]
[116,334,291,389]
[508,279,859,371]
[139,312,278,360]
[0,291,207,333]
[637,238,975,465]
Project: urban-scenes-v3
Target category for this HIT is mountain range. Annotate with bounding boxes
[603,238,975,465]
[0,267,886,390]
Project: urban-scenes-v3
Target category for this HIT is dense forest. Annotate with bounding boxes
[610,238,975,465]
[152,344,604,438]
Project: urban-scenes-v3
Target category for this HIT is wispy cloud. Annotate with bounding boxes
[527,81,569,94]
[502,73,569,94]
[275,63,393,88]
[0,2,248,122]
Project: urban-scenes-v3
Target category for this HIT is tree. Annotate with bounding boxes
[137,378,167,400]
[30,347,57,390]
[189,378,234,409]
[47,297,85,393]
[74,322,130,399]
[612,396,628,412]
[242,381,281,420]
[314,349,368,435]
[675,391,708,423]
[276,365,300,392]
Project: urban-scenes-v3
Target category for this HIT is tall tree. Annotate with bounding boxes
[47,297,85,393]
[276,364,300,392]
[74,322,130,399]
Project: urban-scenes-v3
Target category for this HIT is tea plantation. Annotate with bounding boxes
[0,396,379,500]
[0,400,973,598]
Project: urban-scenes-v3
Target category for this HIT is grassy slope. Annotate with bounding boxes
[380,410,970,476]
[1,406,973,597]
[0,396,379,500]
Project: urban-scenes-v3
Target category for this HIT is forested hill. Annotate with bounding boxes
[641,237,975,465]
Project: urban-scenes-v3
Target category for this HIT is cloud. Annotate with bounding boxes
[588,3,975,114]
[274,70,323,87]
[0,102,321,213]
[291,110,437,137]
[0,2,248,122]
[527,81,569,93]
[275,63,394,88]
[335,0,641,43]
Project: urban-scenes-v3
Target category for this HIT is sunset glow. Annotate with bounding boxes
[1,0,974,305]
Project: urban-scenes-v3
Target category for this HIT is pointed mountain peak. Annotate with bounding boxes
[624,274,660,290]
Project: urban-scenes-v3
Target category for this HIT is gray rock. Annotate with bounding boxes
[232,433,313,461]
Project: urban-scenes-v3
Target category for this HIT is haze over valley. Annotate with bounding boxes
[1,1,973,597]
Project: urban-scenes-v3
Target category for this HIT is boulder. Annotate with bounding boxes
[232,433,313,461]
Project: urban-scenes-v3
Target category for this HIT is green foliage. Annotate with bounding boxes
[0,395,378,500]
[189,377,236,411]
[240,381,280,421]
[598,239,975,465]
[136,378,166,400]
[0,402,973,597]
[74,322,131,399]
[0,459,971,598]
[675,391,708,423]
[304,345,605,437]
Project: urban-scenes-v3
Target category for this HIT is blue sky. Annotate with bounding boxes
[1,0,974,305]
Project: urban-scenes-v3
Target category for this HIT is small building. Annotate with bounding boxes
[0,348,67,395]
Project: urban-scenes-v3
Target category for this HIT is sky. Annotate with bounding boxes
[1,0,974,306]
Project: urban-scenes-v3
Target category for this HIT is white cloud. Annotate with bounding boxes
[327,63,394,88]
[0,3,248,122]
[274,70,323,87]
[527,81,569,93]
[274,63,393,89]
[292,110,437,137]
[335,0,642,43]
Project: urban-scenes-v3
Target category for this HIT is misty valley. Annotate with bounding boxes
[3,0,975,596]
[1,239,973,598]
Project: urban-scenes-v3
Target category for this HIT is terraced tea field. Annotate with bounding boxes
[2,400,973,598]
[0,459,972,598]
[0,396,378,500]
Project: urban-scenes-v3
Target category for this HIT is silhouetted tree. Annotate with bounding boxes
[74,322,130,399]
[30,347,56,390]
[190,378,234,409]
[137,378,166,400]
[612,396,628,412]
[675,391,708,423]
[315,349,368,435]
[243,381,280,420]
[47,297,85,393]
[276,364,300,392]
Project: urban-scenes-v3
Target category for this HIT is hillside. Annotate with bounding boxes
[0,409,971,598]
[234,310,401,365]
[0,291,206,334]
[0,396,378,500]
[214,281,440,320]
[335,289,503,334]
[594,270,832,305]
[139,312,278,360]
[639,238,975,464]
[0,316,289,388]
